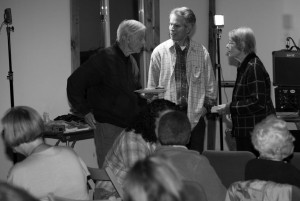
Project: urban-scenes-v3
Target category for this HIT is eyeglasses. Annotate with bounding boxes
[227,41,236,45]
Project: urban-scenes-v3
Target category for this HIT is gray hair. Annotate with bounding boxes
[229,27,256,54]
[170,7,196,27]
[116,19,146,42]
[251,115,295,160]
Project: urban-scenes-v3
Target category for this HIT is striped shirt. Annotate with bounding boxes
[98,130,157,193]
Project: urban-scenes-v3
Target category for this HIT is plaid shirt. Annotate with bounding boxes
[230,53,275,138]
[97,130,157,193]
[147,39,217,128]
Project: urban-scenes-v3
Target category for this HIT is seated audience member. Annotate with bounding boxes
[123,155,188,201]
[245,115,300,187]
[98,99,177,197]
[154,110,226,201]
[1,106,89,200]
[0,182,39,201]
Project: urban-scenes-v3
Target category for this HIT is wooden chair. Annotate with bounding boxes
[202,150,256,188]
[87,167,124,200]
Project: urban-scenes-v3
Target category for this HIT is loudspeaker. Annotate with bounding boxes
[275,86,300,112]
[272,50,300,86]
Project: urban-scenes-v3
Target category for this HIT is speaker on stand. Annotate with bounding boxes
[273,48,300,152]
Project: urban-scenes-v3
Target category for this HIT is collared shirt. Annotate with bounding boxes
[174,42,189,109]
[147,39,217,128]
[98,130,157,193]
[230,53,275,138]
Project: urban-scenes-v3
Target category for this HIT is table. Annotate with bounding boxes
[44,129,94,148]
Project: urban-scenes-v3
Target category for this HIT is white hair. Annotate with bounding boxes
[116,19,146,42]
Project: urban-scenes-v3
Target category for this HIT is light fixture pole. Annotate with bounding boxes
[4,8,14,108]
[214,15,224,150]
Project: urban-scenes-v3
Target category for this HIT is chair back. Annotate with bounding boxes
[290,152,300,170]
[202,150,256,188]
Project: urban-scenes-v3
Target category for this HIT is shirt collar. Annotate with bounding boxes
[166,38,196,53]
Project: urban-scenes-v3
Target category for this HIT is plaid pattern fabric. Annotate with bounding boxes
[174,43,189,109]
[230,53,275,138]
[97,130,157,193]
[147,39,217,128]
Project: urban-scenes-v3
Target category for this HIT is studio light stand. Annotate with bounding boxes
[214,15,224,150]
[3,8,15,108]
[2,8,19,164]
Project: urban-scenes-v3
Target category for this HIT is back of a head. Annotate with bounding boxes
[0,182,39,201]
[124,155,184,201]
[128,99,177,143]
[158,110,191,146]
[251,115,295,160]
[1,106,44,147]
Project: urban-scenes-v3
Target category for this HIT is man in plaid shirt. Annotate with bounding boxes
[147,7,217,153]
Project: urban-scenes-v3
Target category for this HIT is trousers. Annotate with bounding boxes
[187,116,206,153]
[94,122,124,168]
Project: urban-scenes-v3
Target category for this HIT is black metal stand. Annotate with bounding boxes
[216,27,224,150]
[6,25,15,108]
[5,23,17,164]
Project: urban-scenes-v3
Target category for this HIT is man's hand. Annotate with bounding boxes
[84,112,96,129]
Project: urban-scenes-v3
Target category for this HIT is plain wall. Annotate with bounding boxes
[0,0,97,181]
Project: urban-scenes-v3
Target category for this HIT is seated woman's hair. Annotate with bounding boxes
[0,182,39,201]
[157,110,191,145]
[251,115,295,160]
[1,106,44,147]
[123,155,184,201]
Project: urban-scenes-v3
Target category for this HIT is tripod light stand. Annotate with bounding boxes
[4,8,15,108]
[214,15,224,150]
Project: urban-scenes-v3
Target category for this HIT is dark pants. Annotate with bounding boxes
[187,116,206,153]
[94,122,124,168]
[235,137,259,157]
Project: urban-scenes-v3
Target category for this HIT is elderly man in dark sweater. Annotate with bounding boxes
[67,19,146,167]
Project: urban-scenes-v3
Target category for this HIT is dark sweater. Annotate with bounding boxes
[245,158,300,188]
[67,43,145,128]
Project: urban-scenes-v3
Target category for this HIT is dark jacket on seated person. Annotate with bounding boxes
[245,158,300,188]
[154,110,226,201]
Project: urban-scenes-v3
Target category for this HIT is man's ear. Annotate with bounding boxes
[186,24,193,35]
